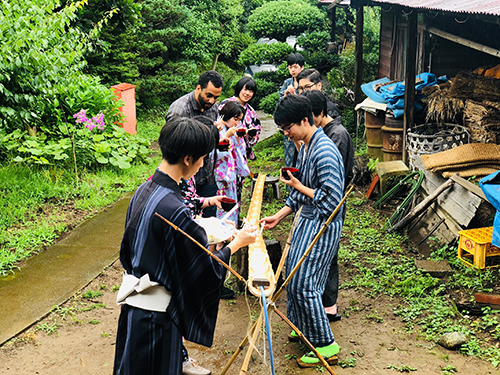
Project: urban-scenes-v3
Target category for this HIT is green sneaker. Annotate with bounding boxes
[296,342,340,367]
[288,330,300,342]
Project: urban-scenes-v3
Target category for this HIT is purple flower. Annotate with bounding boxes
[73,109,105,131]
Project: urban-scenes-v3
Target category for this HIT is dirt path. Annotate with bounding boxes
[1,258,498,375]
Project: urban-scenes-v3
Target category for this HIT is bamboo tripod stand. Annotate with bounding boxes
[156,182,354,375]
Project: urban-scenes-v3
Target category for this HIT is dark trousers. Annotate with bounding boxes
[114,305,182,375]
[197,182,218,218]
[322,204,346,308]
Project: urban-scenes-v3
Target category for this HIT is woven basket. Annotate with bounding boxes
[407,123,470,170]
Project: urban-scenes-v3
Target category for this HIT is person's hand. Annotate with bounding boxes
[260,215,280,230]
[279,171,302,190]
[233,224,258,248]
[215,120,223,131]
[225,127,237,138]
[208,195,226,210]
[284,85,295,97]
[203,196,225,209]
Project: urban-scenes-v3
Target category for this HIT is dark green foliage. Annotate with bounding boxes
[259,92,279,114]
[247,0,327,42]
[71,0,142,86]
[252,78,278,108]
[136,61,199,110]
[239,42,294,67]
[254,66,288,86]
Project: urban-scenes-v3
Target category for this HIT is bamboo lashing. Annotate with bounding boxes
[246,173,276,298]
[220,185,354,375]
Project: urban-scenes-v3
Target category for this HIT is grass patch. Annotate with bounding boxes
[0,114,163,276]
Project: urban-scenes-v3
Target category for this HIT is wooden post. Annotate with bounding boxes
[403,9,417,165]
[354,6,364,106]
[389,178,454,233]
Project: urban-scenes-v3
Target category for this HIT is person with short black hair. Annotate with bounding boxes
[302,90,354,323]
[297,68,342,119]
[219,76,261,161]
[113,117,257,375]
[166,71,224,219]
[261,94,344,367]
[278,53,305,169]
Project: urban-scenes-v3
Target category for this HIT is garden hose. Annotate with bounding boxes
[260,286,275,375]
[374,171,424,230]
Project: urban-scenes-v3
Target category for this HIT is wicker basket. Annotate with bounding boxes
[407,123,470,170]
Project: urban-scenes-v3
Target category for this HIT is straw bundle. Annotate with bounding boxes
[464,100,500,143]
[450,71,500,102]
[424,82,464,123]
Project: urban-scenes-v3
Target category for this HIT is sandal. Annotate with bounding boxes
[327,312,341,322]
[296,342,340,368]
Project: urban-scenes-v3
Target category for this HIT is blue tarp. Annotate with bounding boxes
[360,73,442,118]
[479,170,500,248]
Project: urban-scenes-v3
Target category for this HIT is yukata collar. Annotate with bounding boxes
[152,168,183,199]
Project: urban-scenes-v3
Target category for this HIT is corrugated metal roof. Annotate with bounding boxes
[368,1,500,17]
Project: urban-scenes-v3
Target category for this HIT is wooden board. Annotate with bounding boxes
[413,155,482,227]
[246,174,276,298]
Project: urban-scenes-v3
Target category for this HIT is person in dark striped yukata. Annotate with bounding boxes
[113,117,257,375]
[261,94,344,367]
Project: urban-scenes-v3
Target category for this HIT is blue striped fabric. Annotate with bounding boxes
[285,127,345,346]
[115,169,231,373]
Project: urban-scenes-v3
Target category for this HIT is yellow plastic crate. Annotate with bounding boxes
[458,227,500,269]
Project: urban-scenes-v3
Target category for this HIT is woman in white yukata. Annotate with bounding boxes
[261,94,345,367]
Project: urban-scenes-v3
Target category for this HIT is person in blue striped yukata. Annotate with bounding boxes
[261,94,345,367]
[113,117,257,375]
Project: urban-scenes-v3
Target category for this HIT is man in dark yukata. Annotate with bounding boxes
[113,117,257,375]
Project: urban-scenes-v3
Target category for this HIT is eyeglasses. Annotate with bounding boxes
[278,123,297,135]
[297,83,317,93]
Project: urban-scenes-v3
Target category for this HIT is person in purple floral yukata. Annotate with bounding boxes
[215,101,250,224]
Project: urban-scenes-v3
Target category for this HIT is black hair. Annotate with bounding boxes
[234,77,257,98]
[301,90,327,117]
[297,68,321,85]
[274,94,314,128]
[159,117,214,164]
[219,101,244,122]
[286,52,305,67]
[198,70,223,90]
[192,115,219,146]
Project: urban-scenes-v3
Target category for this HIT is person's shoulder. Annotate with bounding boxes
[168,91,194,112]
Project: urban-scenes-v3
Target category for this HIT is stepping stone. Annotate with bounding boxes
[415,259,452,277]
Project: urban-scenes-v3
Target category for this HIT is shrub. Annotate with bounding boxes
[247,0,326,42]
[252,78,279,109]
[259,92,280,114]
[239,42,294,67]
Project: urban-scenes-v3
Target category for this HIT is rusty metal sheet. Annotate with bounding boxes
[369,0,500,16]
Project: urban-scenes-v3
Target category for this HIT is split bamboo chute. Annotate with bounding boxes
[245,173,276,298]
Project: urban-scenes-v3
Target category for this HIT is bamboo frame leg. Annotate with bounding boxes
[273,307,338,375]
[239,311,264,375]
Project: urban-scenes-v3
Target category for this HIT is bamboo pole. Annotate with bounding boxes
[220,185,354,375]
[239,312,264,375]
[273,307,338,375]
[154,212,246,284]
